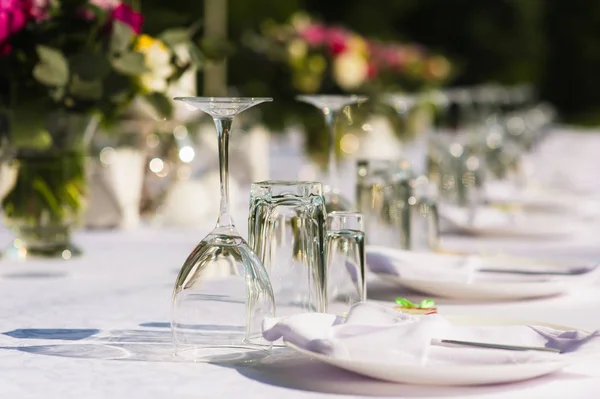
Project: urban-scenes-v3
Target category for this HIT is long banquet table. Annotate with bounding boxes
[2,129,600,398]
[1,224,600,399]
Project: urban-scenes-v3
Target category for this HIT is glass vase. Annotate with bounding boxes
[1,111,98,260]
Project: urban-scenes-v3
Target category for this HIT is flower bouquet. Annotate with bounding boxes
[257,13,452,94]
[0,0,216,258]
[240,13,454,157]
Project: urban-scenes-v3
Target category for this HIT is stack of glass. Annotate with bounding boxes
[356,159,439,252]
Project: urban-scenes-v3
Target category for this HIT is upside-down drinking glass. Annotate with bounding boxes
[248,181,327,315]
[297,95,368,211]
[326,211,366,308]
[171,97,275,363]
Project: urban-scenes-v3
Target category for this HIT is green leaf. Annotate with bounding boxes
[159,28,190,48]
[69,75,103,100]
[144,92,173,119]
[110,91,130,104]
[70,53,111,81]
[112,52,148,76]
[188,43,205,67]
[50,87,65,102]
[395,298,416,308]
[104,72,132,101]
[111,21,134,55]
[419,299,436,309]
[33,45,69,87]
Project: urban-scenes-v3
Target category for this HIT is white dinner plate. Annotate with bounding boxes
[439,204,580,238]
[376,273,568,300]
[284,316,584,386]
[483,182,600,217]
[367,247,600,300]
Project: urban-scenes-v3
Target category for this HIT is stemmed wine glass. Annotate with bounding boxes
[296,95,368,211]
[382,93,428,175]
[171,97,275,363]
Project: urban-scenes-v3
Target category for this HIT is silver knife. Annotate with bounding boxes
[434,339,562,353]
[478,265,597,276]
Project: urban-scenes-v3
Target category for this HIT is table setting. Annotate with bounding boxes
[1,82,600,399]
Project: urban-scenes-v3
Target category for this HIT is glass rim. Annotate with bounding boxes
[327,211,364,230]
[173,97,273,103]
[327,211,363,218]
[296,94,368,100]
[252,180,322,188]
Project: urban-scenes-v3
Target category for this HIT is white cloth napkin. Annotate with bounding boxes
[263,302,600,366]
[366,246,600,285]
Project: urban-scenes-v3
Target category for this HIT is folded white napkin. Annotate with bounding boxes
[366,246,600,285]
[263,302,600,366]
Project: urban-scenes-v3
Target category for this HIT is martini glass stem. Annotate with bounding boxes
[215,117,235,229]
[324,109,338,192]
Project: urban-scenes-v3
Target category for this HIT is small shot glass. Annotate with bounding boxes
[326,211,367,308]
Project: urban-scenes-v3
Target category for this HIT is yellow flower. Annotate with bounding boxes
[346,35,368,55]
[135,34,174,93]
[426,56,452,81]
[333,51,368,90]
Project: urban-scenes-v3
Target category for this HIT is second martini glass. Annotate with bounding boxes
[297,95,368,211]
[171,97,275,363]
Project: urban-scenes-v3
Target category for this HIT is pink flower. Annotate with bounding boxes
[0,0,30,55]
[298,24,327,47]
[112,3,142,34]
[90,0,120,10]
[80,0,119,20]
[29,0,53,21]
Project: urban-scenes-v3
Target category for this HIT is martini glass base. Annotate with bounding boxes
[174,345,271,364]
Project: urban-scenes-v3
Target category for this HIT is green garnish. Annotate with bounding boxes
[395,298,417,308]
[396,298,436,309]
[419,299,436,309]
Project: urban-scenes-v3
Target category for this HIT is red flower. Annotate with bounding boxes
[326,27,348,55]
[367,63,377,79]
[112,3,142,34]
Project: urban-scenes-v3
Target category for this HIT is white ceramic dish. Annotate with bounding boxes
[285,316,585,386]
[439,204,579,238]
[366,247,600,300]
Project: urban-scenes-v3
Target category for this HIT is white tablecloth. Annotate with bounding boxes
[1,224,600,399]
[2,129,600,398]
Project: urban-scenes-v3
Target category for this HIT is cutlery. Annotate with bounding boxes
[478,264,598,276]
[434,339,562,353]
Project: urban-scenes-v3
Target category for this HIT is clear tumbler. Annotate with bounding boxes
[326,211,366,308]
[249,181,327,315]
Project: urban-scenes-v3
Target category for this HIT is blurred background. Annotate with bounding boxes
[1,0,600,258]
[142,0,600,124]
